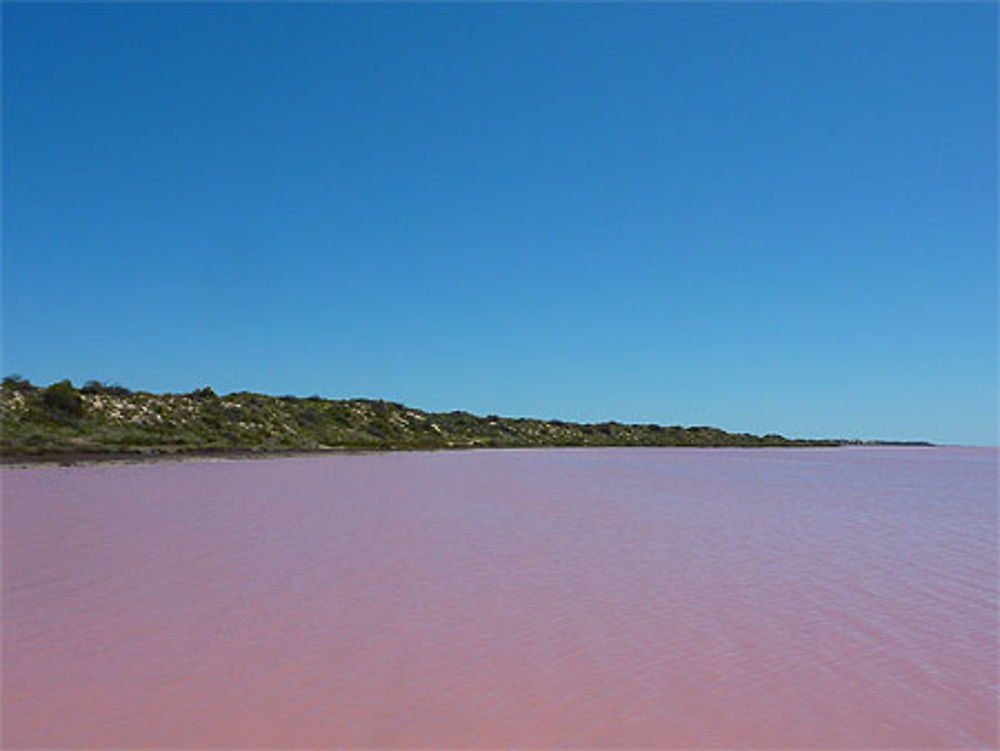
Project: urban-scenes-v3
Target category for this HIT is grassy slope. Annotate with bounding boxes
[0,380,839,459]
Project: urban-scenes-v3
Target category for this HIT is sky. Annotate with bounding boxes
[2,3,997,445]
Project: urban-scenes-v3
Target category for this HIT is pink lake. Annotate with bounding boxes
[2,447,997,748]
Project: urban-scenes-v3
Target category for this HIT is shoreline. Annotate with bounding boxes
[2,380,937,463]
[0,446,399,469]
[0,441,941,470]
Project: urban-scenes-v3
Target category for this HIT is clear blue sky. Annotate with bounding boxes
[3,3,996,445]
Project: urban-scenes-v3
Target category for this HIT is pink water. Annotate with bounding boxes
[3,447,997,748]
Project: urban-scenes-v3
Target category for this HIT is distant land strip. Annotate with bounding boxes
[0,377,931,464]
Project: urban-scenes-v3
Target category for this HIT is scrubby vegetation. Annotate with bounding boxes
[1,376,845,461]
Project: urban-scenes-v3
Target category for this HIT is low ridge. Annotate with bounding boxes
[1,376,901,463]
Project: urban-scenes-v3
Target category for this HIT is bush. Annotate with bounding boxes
[43,380,84,418]
[81,380,105,394]
[296,407,325,427]
[3,374,33,391]
[81,380,133,397]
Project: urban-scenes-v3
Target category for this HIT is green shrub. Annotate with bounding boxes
[43,380,84,419]
[81,380,133,397]
[81,380,105,394]
[3,374,33,392]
